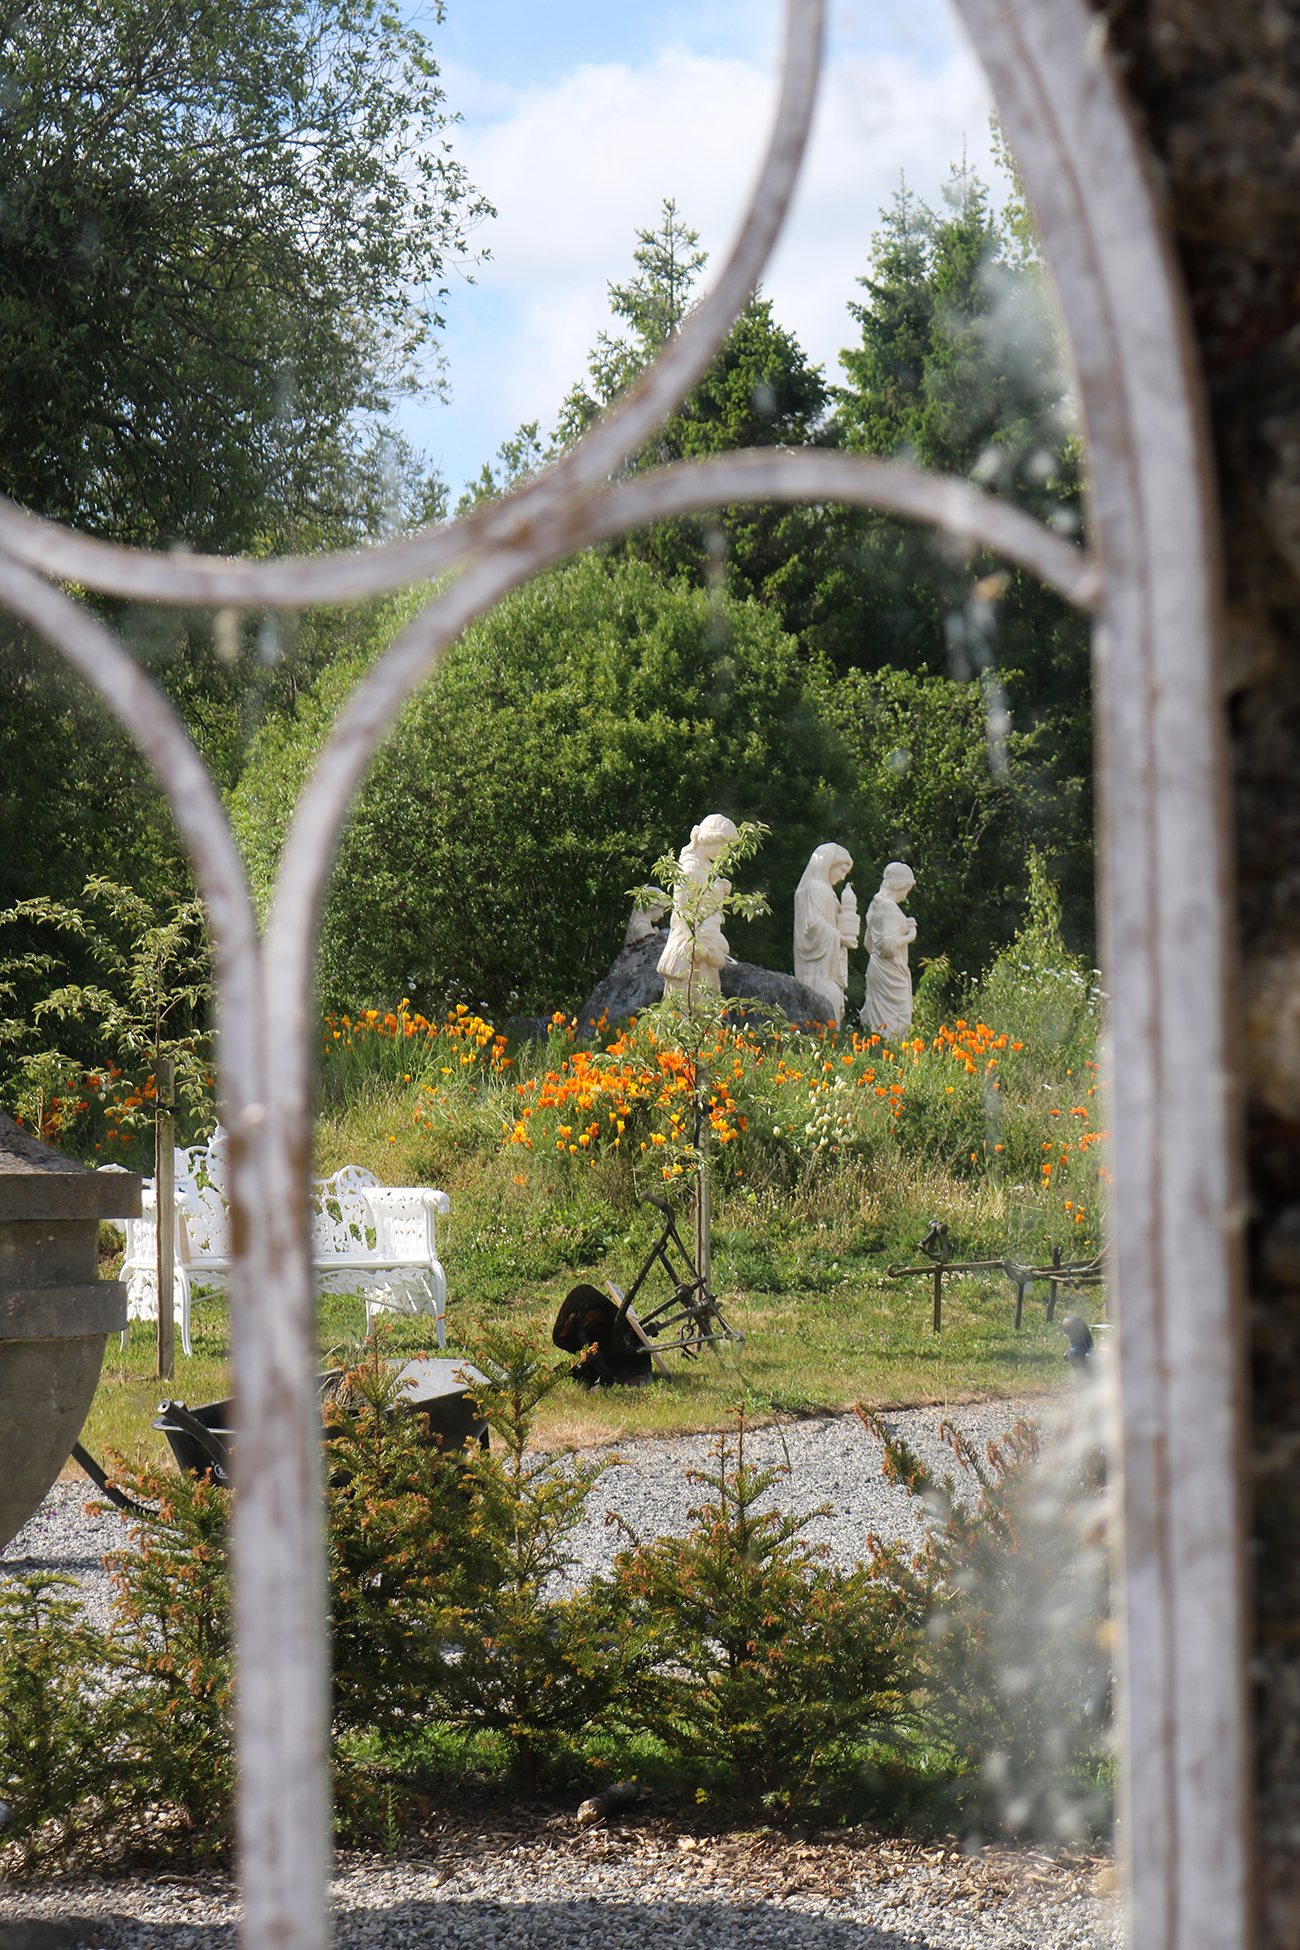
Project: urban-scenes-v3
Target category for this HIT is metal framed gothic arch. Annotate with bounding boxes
[0,1,1249,1945]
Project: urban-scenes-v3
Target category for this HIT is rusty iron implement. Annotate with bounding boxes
[610,1193,744,1359]
[888,1222,1106,1332]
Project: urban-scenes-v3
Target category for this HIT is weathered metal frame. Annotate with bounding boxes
[0,1,1248,1945]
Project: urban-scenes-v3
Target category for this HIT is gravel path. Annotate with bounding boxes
[549,1397,1057,1589]
[2,1395,1122,1948]
[0,1822,1121,1950]
[2,1396,1060,1629]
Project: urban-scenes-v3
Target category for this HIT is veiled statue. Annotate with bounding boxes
[793,842,856,1023]
[861,861,917,1039]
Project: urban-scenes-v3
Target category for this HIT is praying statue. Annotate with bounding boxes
[657,814,738,1002]
[861,861,917,1039]
[793,843,856,1023]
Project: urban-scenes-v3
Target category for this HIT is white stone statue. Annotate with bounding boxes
[838,881,860,999]
[657,814,738,1001]
[624,898,666,948]
[793,843,855,1023]
[861,861,917,1039]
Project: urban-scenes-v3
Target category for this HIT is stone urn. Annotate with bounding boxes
[0,1111,141,1549]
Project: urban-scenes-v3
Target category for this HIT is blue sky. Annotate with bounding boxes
[399,2,997,496]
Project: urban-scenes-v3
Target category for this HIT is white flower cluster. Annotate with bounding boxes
[797,1075,856,1161]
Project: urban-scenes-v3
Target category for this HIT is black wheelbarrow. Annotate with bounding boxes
[152,1358,491,1485]
[553,1193,744,1388]
[72,1358,489,1508]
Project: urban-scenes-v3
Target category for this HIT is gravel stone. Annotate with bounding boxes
[549,1397,1059,1591]
[0,1829,1123,1949]
[0,1485,129,1636]
[1,1398,1059,1619]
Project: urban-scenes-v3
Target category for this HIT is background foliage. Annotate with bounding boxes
[1,29,1095,1119]
[231,555,853,1014]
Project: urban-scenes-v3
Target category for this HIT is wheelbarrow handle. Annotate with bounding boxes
[70,1442,153,1517]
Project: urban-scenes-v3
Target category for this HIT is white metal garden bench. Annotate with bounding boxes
[121,1127,450,1355]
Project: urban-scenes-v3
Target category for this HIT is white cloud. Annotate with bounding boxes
[409,30,996,488]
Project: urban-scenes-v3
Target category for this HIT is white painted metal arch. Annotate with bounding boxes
[0,3,1247,1946]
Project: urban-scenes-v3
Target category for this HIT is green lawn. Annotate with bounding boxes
[75,1217,1077,1476]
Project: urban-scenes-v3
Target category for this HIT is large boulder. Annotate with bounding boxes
[721,960,837,1031]
[576,936,836,1037]
[576,932,667,1034]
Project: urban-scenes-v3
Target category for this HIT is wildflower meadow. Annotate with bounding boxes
[64,859,1109,1464]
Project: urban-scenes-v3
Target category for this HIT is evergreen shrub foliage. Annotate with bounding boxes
[104,1464,236,1850]
[0,1576,119,1870]
[426,1327,650,1789]
[0,1349,1112,1865]
[863,1406,1112,1840]
[324,1339,483,1745]
[605,1422,915,1809]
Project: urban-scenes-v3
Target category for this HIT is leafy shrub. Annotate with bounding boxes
[231,552,853,1015]
[0,879,214,1163]
[972,849,1099,1057]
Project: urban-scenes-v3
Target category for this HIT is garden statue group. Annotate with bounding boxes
[794,847,917,1036]
[654,814,917,1037]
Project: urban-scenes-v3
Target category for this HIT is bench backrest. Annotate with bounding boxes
[308,1164,381,1259]
[157,1134,441,1270]
[364,1187,442,1262]
[174,1131,230,1264]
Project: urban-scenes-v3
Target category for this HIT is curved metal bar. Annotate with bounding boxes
[0,0,824,613]
[565,452,1101,607]
[0,447,1099,612]
[952,2,1248,1944]
[0,555,260,1072]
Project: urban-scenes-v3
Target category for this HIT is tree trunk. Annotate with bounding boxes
[1098,5,1300,1938]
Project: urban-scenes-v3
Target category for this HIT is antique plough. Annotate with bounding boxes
[887,1220,1106,1333]
[553,1193,744,1386]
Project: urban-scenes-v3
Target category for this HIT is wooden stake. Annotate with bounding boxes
[694,1058,711,1307]
[157,1055,175,1380]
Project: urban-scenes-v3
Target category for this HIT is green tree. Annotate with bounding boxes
[470,200,833,610]
[0,0,478,1070]
[0,877,214,1155]
[828,161,1094,955]
[0,0,486,553]
[554,196,710,445]
[0,1577,120,1870]
[838,163,1070,492]
[460,183,1092,968]
[231,555,855,1016]
[105,1466,235,1852]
